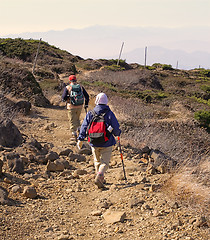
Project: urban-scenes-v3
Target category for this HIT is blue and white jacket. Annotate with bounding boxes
[78,104,121,147]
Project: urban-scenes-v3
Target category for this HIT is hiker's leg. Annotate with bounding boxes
[93,146,112,189]
[67,109,75,132]
[68,109,79,141]
[98,146,112,175]
[75,107,82,130]
[68,108,82,132]
[91,147,102,173]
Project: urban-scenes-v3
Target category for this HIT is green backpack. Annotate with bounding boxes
[70,84,84,106]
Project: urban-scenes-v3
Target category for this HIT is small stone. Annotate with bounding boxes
[156,165,167,174]
[103,210,126,224]
[22,186,37,199]
[59,148,73,156]
[10,185,22,193]
[72,171,80,179]
[139,176,147,183]
[46,151,59,161]
[139,158,148,164]
[91,210,102,216]
[74,169,87,175]
[141,204,151,211]
[149,184,160,192]
[4,178,12,184]
[129,198,145,208]
[109,184,119,191]
[46,160,57,172]
[57,234,70,240]
[146,164,156,175]
[116,171,125,180]
[171,201,179,209]
[194,216,208,227]
[114,226,123,233]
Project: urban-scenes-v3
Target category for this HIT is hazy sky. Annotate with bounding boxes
[1,0,210,35]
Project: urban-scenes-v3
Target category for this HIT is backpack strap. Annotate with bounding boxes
[87,110,96,134]
[66,85,72,93]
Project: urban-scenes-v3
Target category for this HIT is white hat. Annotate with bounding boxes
[95,93,108,105]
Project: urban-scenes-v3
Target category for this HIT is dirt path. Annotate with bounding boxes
[0,103,209,240]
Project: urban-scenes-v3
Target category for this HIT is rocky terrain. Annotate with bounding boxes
[0,38,209,239]
[0,97,209,240]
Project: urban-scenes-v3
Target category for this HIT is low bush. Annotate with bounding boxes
[191,96,210,106]
[194,110,210,132]
[162,64,173,70]
[151,63,173,70]
[104,64,125,71]
[200,84,210,93]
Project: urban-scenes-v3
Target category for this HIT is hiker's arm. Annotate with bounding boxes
[109,112,121,136]
[78,111,92,140]
[61,87,68,101]
[82,87,89,106]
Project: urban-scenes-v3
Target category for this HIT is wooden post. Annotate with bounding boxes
[144,46,147,68]
[117,42,124,66]
[32,38,42,74]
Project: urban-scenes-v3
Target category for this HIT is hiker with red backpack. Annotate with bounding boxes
[62,75,89,141]
[77,93,121,189]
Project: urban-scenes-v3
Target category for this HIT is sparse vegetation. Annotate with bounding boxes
[150,63,174,70]
[200,84,210,93]
[104,64,125,71]
[194,110,210,132]
[191,96,210,106]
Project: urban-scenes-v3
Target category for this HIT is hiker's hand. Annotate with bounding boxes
[77,140,83,150]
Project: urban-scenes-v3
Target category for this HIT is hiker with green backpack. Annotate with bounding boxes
[77,93,121,189]
[62,75,89,141]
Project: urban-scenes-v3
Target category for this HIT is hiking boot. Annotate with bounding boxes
[94,173,105,189]
[70,131,77,142]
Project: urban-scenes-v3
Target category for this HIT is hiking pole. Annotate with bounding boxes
[118,136,127,181]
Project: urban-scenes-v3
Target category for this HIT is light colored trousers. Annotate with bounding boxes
[91,146,113,175]
[67,107,82,132]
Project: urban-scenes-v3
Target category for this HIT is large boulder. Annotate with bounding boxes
[0,119,23,147]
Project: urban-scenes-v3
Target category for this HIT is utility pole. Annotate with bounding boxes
[176,61,179,69]
[144,46,147,68]
[32,38,42,74]
[117,42,124,66]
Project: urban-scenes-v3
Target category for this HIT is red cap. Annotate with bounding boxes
[69,75,76,81]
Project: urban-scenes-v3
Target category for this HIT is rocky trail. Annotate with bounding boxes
[0,102,209,240]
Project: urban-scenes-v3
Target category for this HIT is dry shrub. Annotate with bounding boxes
[163,160,210,215]
[0,92,16,120]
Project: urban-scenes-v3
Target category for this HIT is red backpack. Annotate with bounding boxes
[87,110,111,145]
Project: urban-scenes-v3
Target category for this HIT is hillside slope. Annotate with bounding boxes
[0,38,209,239]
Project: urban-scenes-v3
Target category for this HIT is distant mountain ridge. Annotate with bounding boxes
[2,25,210,70]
